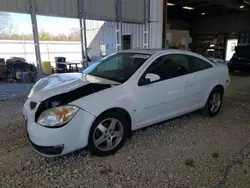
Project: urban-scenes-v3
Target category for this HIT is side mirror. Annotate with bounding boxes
[138,73,160,86]
[145,73,160,82]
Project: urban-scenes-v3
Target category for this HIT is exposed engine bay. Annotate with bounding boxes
[34,83,111,120]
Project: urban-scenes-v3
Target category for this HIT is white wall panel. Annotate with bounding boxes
[87,21,144,62]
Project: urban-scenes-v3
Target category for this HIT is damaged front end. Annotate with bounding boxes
[35,83,112,121]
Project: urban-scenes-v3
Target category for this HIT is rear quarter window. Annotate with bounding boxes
[188,56,213,73]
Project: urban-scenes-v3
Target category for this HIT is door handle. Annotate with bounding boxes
[185,82,194,87]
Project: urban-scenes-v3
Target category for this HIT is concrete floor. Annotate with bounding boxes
[225,72,250,100]
[0,83,33,101]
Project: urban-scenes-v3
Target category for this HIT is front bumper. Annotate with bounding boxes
[28,134,64,155]
[23,103,95,157]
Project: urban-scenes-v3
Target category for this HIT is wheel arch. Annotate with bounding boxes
[213,84,224,95]
[203,84,225,106]
[94,107,132,132]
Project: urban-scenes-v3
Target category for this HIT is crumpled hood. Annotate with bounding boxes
[28,73,119,101]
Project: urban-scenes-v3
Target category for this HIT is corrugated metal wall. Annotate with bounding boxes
[0,0,145,23]
[86,21,144,62]
[122,0,144,23]
[84,0,116,21]
[35,0,79,18]
[0,0,29,13]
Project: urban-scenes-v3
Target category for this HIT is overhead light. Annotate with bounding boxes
[239,5,244,8]
[167,3,176,6]
[183,6,194,10]
[207,49,215,52]
[202,12,205,15]
[210,44,215,47]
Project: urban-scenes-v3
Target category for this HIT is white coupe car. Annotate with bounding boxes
[23,49,230,157]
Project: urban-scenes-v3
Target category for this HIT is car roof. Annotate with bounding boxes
[120,49,196,56]
[119,49,213,65]
[121,49,167,55]
[120,49,210,61]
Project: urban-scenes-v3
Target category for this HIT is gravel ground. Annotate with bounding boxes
[0,83,33,101]
[0,97,250,188]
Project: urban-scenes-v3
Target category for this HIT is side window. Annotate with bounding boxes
[145,54,189,81]
[188,56,213,73]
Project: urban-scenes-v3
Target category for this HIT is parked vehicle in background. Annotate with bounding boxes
[23,49,230,158]
[228,45,250,73]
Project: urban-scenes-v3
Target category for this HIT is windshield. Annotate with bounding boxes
[88,52,151,83]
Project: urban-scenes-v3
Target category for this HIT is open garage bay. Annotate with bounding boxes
[0,75,250,188]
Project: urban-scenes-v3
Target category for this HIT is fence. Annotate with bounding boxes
[0,40,82,67]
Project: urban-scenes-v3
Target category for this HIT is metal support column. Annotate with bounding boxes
[79,10,85,68]
[116,0,123,51]
[162,0,167,48]
[29,0,42,78]
[79,0,88,68]
[143,0,150,49]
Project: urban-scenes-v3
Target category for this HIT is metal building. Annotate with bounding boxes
[87,21,144,62]
[0,0,164,74]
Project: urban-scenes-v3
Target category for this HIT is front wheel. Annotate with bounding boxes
[202,88,223,117]
[88,112,129,156]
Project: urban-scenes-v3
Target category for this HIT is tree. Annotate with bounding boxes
[0,12,13,38]
[53,33,69,41]
[39,30,52,41]
[68,27,81,41]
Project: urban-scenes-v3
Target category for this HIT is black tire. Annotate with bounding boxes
[88,111,129,156]
[201,87,223,117]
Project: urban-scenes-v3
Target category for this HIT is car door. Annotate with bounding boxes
[134,54,195,129]
[185,54,214,106]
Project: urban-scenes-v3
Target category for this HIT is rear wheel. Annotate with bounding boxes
[202,87,223,117]
[88,112,129,156]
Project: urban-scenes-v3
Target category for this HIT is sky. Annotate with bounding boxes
[10,13,79,35]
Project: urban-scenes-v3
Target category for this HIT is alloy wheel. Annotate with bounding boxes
[210,92,221,113]
[93,118,124,151]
